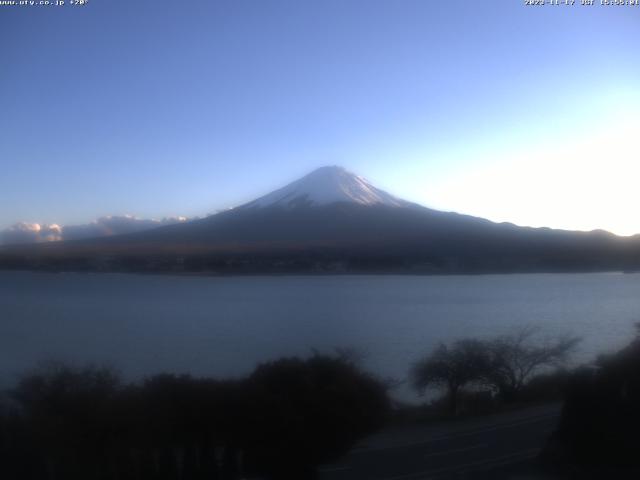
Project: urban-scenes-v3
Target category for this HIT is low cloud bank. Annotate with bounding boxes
[1,215,189,245]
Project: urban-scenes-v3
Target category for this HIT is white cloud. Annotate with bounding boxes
[1,215,189,246]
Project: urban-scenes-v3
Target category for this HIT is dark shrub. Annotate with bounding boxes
[554,334,640,468]
[3,355,390,480]
[244,354,391,479]
[12,364,121,479]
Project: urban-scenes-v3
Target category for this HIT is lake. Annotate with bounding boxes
[1,271,639,401]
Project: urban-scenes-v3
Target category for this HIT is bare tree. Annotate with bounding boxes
[411,328,580,411]
[411,339,491,414]
[485,326,580,401]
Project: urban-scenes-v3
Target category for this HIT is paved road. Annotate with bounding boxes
[319,404,561,480]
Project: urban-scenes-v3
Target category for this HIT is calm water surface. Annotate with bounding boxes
[1,271,639,400]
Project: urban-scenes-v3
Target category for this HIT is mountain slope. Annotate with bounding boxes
[2,166,640,274]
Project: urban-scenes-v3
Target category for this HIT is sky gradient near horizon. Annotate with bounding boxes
[2,1,639,234]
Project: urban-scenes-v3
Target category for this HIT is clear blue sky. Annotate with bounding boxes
[2,1,639,233]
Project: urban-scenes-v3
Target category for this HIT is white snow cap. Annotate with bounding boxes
[242,166,408,209]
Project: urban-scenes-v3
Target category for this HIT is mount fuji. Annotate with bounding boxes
[239,166,410,209]
[2,166,639,274]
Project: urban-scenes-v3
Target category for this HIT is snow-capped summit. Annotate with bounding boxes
[241,166,408,209]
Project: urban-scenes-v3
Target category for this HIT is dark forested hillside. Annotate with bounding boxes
[2,202,640,275]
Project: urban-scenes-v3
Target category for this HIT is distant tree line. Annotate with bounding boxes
[0,354,390,480]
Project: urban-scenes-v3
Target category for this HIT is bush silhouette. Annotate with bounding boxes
[553,329,640,468]
[1,354,390,480]
[12,363,121,479]
[245,355,390,478]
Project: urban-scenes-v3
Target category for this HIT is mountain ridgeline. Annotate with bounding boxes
[2,166,640,274]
